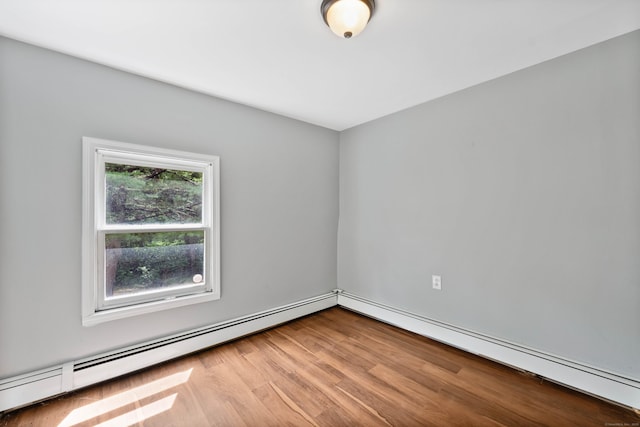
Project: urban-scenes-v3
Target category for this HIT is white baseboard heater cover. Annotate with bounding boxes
[0,292,336,413]
[0,367,64,414]
[2,290,638,413]
[337,291,640,410]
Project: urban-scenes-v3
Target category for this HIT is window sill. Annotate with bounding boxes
[82,290,220,327]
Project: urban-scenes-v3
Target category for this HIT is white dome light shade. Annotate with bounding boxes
[321,0,375,39]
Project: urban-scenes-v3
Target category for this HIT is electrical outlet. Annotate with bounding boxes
[432,275,442,290]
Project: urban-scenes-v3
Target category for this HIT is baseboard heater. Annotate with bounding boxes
[0,292,337,413]
[2,290,639,413]
[337,291,640,410]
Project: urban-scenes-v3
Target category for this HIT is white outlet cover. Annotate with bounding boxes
[432,275,442,290]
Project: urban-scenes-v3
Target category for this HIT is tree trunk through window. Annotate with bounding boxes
[105,239,121,297]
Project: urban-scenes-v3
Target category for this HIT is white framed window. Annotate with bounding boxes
[82,137,220,326]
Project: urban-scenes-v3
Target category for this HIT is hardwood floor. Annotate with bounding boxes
[1,308,638,426]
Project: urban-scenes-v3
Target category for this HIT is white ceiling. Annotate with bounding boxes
[1,1,639,131]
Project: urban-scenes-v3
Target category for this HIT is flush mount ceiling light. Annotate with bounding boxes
[321,0,375,39]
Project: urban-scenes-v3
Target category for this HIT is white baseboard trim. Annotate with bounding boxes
[0,292,337,413]
[337,291,640,410]
[3,290,638,413]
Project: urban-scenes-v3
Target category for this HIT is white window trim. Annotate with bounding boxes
[82,137,221,326]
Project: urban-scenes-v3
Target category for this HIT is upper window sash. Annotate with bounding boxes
[95,150,214,230]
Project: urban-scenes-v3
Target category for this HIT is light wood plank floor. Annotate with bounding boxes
[1,308,638,426]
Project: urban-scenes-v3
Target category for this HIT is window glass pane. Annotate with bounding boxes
[105,163,203,225]
[105,231,205,298]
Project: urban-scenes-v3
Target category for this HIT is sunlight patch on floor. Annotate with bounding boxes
[93,393,177,427]
[57,368,192,427]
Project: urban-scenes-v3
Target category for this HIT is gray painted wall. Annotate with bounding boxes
[0,37,339,378]
[2,29,639,383]
[338,30,640,379]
